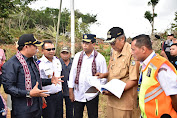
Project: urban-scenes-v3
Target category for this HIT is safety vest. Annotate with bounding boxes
[139,55,177,118]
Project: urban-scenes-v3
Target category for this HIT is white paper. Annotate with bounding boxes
[86,76,126,98]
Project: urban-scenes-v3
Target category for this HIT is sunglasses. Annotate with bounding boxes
[44,48,55,51]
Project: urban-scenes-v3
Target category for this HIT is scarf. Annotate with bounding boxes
[75,50,98,90]
[16,51,34,106]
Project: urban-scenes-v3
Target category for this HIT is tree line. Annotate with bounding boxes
[0,0,97,44]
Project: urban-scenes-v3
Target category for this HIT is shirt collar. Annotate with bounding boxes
[83,49,94,57]
[115,42,129,56]
[22,54,33,61]
[42,55,53,63]
[141,51,155,67]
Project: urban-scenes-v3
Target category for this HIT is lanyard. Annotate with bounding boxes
[137,53,156,92]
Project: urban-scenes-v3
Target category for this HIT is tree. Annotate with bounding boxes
[144,0,159,35]
[171,12,177,32]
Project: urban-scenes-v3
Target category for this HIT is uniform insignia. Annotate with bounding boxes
[117,32,121,36]
[45,68,50,71]
[131,60,135,66]
[84,35,88,39]
[48,75,51,78]
[36,60,41,65]
[107,31,111,35]
[107,31,111,38]
[146,67,151,77]
[130,56,135,66]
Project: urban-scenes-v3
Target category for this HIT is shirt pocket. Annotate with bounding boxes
[44,68,53,78]
[119,64,128,77]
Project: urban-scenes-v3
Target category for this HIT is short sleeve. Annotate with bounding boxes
[129,55,139,81]
[157,64,177,96]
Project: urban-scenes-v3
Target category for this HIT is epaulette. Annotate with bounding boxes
[36,60,41,65]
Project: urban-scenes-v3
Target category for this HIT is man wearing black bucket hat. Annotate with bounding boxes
[68,34,107,118]
[1,34,49,118]
[96,27,139,118]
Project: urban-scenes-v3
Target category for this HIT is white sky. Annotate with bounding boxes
[29,0,177,38]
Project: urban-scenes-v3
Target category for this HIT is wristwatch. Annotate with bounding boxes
[26,91,31,98]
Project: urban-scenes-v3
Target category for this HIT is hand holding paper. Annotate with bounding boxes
[86,76,126,98]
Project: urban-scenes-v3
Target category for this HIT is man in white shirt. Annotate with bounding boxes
[37,40,63,118]
[68,34,107,118]
[131,34,177,118]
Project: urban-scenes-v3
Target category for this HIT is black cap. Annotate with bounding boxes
[105,27,124,43]
[18,34,43,46]
[168,34,174,36]
[82,34,96,43]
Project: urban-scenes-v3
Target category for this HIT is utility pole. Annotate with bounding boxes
[70,0,75,58]
[55,0,62,50]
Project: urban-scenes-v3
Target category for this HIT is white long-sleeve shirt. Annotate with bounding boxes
[68,50,108,102]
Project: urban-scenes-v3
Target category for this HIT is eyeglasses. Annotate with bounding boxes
[44,48,55,51]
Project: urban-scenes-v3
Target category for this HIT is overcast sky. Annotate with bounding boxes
[29,0,177,38]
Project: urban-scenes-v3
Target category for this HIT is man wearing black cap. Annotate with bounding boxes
[1,34,49,118]
[68,34,108,118]
[96,27,139,118]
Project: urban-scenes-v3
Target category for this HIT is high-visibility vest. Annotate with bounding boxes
[139,55,177,118]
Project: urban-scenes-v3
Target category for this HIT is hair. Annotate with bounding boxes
[171,43,177,47]
[117,34,126,42]
[42,40,53,49]
[132,34,152,50]
[17,45,25,51]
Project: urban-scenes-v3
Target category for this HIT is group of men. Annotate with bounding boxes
[0,26,177,118]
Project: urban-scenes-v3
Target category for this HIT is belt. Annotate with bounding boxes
[49,91,61,95]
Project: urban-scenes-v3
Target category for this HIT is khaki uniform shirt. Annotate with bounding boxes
[107,42,138,110]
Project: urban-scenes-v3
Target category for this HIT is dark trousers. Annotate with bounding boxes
[63,96,74,118]
[74,95,99,118]
[11,109,41,118]
[42,91,63,118]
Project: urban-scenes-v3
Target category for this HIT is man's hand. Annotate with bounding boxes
[42,97,47,104]
[51,72,64,85]
[30,82,50,97]
[69,88,75,102]
[102,90,113,96]
[95,72,108,79]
